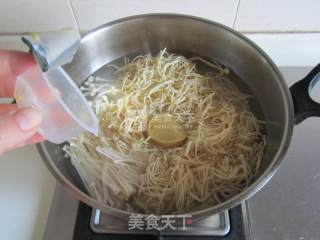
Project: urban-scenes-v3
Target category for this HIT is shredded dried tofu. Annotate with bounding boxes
[64,49,266,214]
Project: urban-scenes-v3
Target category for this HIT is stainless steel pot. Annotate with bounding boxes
[37,14,320,220]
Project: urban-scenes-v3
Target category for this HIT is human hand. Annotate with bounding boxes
[0,50,44,155]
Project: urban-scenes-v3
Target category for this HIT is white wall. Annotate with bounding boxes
[0,0,319,66]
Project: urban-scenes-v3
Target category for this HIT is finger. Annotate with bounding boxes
[0,50,35,97]
[0,104,18,114]
[25,133,45,145]
[0,107,42,155]
[14,133,45,150]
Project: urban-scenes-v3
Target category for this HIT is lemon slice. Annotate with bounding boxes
[147,114,188,148]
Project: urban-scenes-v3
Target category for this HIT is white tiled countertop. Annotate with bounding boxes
[0,1,319,240]
[0,146,56,240]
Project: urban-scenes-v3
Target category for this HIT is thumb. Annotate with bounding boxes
[0,107,42,154]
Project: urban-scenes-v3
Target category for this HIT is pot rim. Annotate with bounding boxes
[38,13,294,218]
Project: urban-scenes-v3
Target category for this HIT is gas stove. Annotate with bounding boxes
[43,183,251,240]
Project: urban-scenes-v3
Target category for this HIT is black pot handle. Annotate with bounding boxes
[290,63,320,124]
